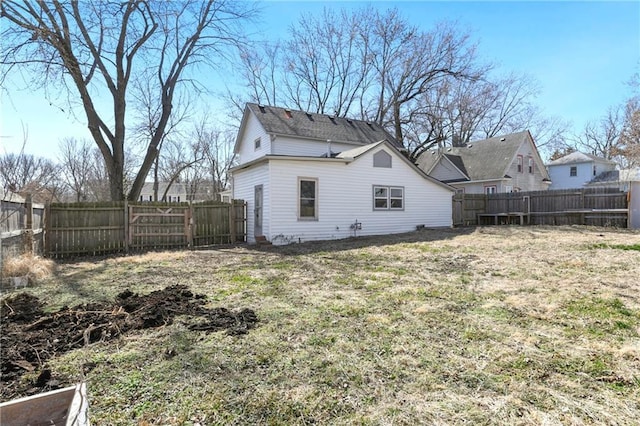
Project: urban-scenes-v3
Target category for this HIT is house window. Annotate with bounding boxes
[570,166,577,177]
[373,186,404,210]
[505,185,513,193]
[528,157,534,174]
[373,150,392,168]
[485,185,497,194]
[517,155,523,173]
[299,178,317,220]
[593,165,597,176]
[254,137,261,150]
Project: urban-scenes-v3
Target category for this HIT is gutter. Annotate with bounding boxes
[229,155,354,172]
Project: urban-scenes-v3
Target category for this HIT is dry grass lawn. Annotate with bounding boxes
[4,225,640,425]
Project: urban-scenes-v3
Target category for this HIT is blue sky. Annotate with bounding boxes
[1,1,638,160]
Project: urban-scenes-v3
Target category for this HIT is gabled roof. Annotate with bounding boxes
[417,131,545,182]
[235,103,403,152]
[546,151,617,166]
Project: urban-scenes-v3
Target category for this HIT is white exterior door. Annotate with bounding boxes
[254,184,263,237]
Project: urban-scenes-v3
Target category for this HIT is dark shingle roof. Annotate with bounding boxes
[245,103,402,149]
[589,168,640,184]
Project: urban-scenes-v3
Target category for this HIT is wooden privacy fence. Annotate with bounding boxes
[454,188,629,227]
[46,200,246,258]
[1,192,45,263]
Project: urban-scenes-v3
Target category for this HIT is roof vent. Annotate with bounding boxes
[284,109,292,119]
[447,148,452,152]
[258,104,266,113]
[500,137,506,141]
[305,112,313,120]
[467,144,473,148]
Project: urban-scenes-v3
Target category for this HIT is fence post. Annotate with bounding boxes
[229,201,237,243]
[187,203,194,249]
[24,194,34,255]
[124,200,129,253]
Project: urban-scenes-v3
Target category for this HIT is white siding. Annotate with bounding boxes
[506,141,550,192]
[231,162,270,243]
[237,112,271,165]
[265,149,452,245]
[548,160,617,189]
[272,136,359,157]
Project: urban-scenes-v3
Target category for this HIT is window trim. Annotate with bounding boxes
[484,185,497,194]
[254,137,261,151]
[298,177,318,220]
[517,155,523,173]
[373,185,404,211]
[570,166,577,177]
[528,156,534,174]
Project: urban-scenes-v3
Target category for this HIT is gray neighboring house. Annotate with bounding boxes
[586,168,640,192]
[546,151,617,190]
[416,131,551,194]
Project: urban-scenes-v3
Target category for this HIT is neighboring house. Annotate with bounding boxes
[138,182,221,202]
[546,151,617,190]
[230,103,455,245]
[586,168,640,192]
[416,131,551,194]
[138,182,188,202]
[219,189,232,203]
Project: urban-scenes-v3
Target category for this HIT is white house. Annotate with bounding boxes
[230,103,454,245]
[138,182,224,203]
[546,151,617,190]
[416,131,551,194]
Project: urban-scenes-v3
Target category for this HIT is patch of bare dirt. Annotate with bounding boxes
[0,285,258,401]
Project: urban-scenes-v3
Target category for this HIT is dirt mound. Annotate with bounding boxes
[0,285,258,401]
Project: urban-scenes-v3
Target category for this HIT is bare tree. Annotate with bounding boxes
[57,137,94,202]
[1,0,257,201]
[284,8,374,116]
[230,6,564,161]
[157,118,236,202]
[575,105,624,162]
[617,75,640,167]
[130,72,192,201]
[193,122,236,199]
[0,152,61,202]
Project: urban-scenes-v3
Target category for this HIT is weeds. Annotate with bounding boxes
[8,226,640,424]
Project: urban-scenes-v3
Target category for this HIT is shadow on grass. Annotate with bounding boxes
[246,226,478,256]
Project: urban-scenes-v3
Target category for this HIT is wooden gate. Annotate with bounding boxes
[128,204,191,250]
